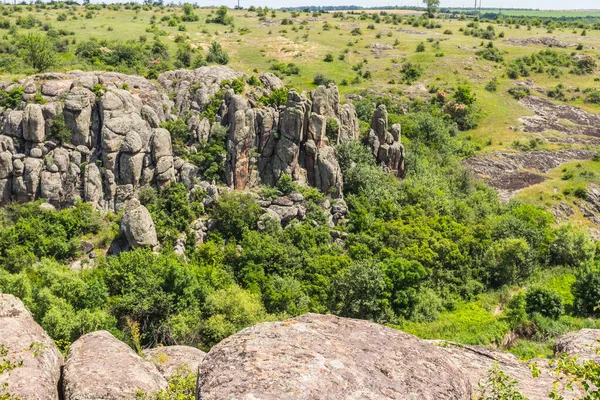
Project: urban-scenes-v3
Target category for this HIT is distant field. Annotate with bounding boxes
[446,8,600,18]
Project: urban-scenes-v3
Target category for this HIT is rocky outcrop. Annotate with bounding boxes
[143,345,206,380]
[0,294,63,400]
[120,198,158,249]
[367,104,405,178]
[198,313,472,399]
[554,328,600,362]
[62,330,168,400]
[227,84,356,197]
[0,67,366,211]
[431,341,561,400]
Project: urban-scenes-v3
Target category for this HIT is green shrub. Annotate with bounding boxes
[206,42,229,65]
[209,191,262,240]
[573,268,600,317]
[525,287,564,320]
[48,114,71,144]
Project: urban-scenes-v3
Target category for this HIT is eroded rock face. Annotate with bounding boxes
[120,198,158,249]
[143,345,206,380]
[199,313,471,400]
[368,104,405,178]
[0,294,63,400]
[62,330,167,400]
[0,69,378,215]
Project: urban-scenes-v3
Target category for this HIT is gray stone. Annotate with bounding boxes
[199,313,471,400]
[23,104,45,143]
[0,294,63,400]
[120,198,159,248]
[143,345,206,380]
[62,330,167,400]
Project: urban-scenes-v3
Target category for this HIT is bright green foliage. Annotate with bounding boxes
[207,6,233,25]
[138,366,197,399]
[572,268,600,317]
[20,33,56,72]
[188,124,227,183]
[141,183,203,248]
[159,119,191,157]
[276,175,297,196]
[484,238,534,288]
[209,191,262,240]
[0,87,23,109]
[329,260,391,322]
[549,224,596,268]
[524,287,564,320]
[202,285,268,344]
[477,363,528,400]
[48,114,71,144]
[206,42,229,65]
[0,202,101,273]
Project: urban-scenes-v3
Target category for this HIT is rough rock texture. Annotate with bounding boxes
[367,105,405,177]
[554,328,600,362]
[431,341,562,400]
[0,67,365,210]
[0,294,63,400]
[62,330,167,400]
[464,149,596,201]
[120,198,158,248]
[143,345,206,380]
[198,313,471,400]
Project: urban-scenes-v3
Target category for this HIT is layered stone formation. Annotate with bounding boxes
[0,67,369,213]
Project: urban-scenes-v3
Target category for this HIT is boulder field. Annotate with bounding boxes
[1,294,598,399]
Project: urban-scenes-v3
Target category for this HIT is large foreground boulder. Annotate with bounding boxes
[62,330,167,399]
[143,345,206,380]
[198,313,471,399]
[0,294,63,400]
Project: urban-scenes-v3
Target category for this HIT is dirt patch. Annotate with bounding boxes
[464,149,596,199]
[519,96,600,138]
[505,37,575,48]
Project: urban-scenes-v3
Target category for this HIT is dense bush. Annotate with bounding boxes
[525,287,564,320]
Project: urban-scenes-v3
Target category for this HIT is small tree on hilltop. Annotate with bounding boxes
[423,0,440,18]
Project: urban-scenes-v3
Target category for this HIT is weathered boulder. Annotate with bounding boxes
[62,330,167,399]
[0,294,63,400]
[120,198,158,248]
[554,328,600,362]
[143,345,206,380]
[198,313,471,399]
[431,341,559,400]
[22,104,45,143]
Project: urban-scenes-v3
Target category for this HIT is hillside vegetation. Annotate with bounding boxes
[0,1,600,378]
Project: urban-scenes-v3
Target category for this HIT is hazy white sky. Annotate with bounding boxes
[215,0,599,10]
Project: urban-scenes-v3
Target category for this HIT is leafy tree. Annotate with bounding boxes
[484,238,534,288]
[329,260,392,322]
[549,224,596,267]
[209,192,262,240]
[423,0,440,17]
[201,285,269,346]
[20,33,56,72]
[206,42,229,65]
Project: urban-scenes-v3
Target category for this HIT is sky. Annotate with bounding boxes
[212,0,600,10]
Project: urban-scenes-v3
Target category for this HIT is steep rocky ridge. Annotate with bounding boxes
[0,67,399,213]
